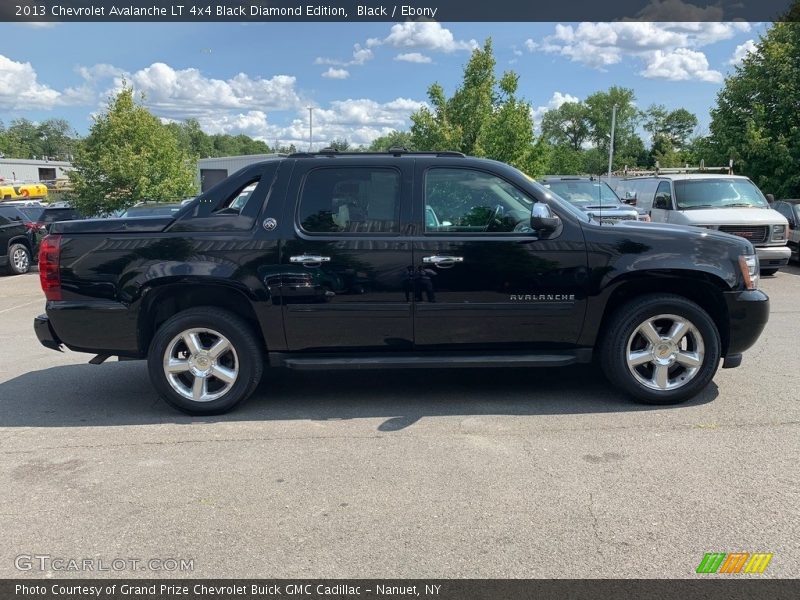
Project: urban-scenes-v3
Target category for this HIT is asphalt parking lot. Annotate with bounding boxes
[0,267,798,579]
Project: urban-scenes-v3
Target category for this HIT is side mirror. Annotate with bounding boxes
[654,195,670,210]
[531,202,559,233]
[624,193,637,206]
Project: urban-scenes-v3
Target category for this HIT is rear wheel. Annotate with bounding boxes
[6,243,31,275]
[147,307,263,414]
[600,294,721,405]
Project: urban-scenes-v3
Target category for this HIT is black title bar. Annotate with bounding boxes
[0,0,797,23]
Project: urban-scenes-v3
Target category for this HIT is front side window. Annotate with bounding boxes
[654,181,673,209]
[424,168,533,233]
[299,167,401,234]
[673,178,769,210]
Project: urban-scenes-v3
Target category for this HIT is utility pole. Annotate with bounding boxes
[607,103,618,177]
[307,106,314,151]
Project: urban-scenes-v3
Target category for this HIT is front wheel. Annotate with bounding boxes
[600,294,721,405]
[760,268,778,276]
[7,243,31,275]
[147,307,264,415]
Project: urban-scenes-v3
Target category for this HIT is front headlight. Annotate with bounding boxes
[772,224,786,241]
[739,254,760,290]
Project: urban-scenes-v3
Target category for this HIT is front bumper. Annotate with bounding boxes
[722,289,770,363]
[756,245,791,268]
[34,314,63,351]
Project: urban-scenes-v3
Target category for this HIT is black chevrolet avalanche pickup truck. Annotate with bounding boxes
[34,151,770,414]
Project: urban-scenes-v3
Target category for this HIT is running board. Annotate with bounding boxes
[270,350,592,370]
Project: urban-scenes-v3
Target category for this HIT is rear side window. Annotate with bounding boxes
[298,167,401,234]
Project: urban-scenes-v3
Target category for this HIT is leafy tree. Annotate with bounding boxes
[410,39,545,173]
[541,101,590,151]
[584,87,643,170]
[368,130,413,151]
[643,105,698,150]
[707,21,800,196]
[68,87,197,215]
[328,138,352,151]
[545,144,584,175]
[0,118,78,160]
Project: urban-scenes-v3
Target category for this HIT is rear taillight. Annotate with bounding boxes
[39,234,62,301]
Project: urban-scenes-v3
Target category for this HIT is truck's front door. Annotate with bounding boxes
[411,162,588,350]
[280,160,414,352]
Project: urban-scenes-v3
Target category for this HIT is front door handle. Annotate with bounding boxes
[423,255,464,268]
[290,254,331,267]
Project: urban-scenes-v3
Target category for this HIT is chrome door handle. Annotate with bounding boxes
[423,255,464,268]
[290,255,331,267]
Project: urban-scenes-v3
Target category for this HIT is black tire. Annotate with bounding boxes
[6,243,31,275]
[760,268,778,276]
[147,307,264,415]
[599,294,721,405]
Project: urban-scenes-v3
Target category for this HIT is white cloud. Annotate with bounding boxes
[120,62,301,119]
[0,54,84,109]
[640,48,723,83]
[532,91,580,127]
[322,67,350,79]
[315,43,374,67]
[532,21,749,78]
[729,39,757,66]
[380,22,478,53]
[395,52,432,64]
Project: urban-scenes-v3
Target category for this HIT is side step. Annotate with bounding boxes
[270,350,592,370]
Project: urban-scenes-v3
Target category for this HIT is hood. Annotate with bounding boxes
[614,220,755,253]
[672,207,788,226]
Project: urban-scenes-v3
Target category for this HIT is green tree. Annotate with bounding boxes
[541,101,590,151]
[328,138,352,151]
[643,105,698,151]
[69,87,197,215]
[584,87,644,170]
[707,21,800,196]
[368,130,413,151]
[410,39,545,173]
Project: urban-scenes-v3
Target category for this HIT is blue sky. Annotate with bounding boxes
[0,21,766,149]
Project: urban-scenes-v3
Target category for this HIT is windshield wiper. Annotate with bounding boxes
[722,203,761,208]
[680,204,716,210]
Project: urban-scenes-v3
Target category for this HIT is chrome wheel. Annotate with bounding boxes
[626,313,705,391]
[163,328,239,402]
[12,247,29,272]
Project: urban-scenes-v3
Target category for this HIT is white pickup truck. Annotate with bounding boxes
[618,174,791,275]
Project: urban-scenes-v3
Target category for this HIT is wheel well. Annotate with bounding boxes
[597,274,730,355]
[139,284,264,355]
[8,237,32,253]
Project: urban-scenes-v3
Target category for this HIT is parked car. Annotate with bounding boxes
[539,176,649,224]
[34,150,769,414]
[0,182,48,201]
[119,202,184,218]
[771,199,800,263]
[0,204,43,274]
[19,205,84,233]
[617,174,790,275]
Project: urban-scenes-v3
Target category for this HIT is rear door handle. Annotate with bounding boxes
[423,255,464,268]
[290,255,331,267]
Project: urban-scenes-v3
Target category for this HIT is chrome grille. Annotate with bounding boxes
[718,225,768,244]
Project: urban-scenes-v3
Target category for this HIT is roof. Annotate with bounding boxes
[0,158,72,167]
[624,173,750,181]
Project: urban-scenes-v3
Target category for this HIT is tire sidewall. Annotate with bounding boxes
[8,244,31,275]
[148,310,261,414]
[605,297,721,404]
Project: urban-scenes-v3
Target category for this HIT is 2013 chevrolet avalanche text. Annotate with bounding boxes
[33,151,769,414]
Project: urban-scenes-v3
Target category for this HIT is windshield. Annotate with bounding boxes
[542,181,621,206]
[19,207,44,221]
[674,179,768,209]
